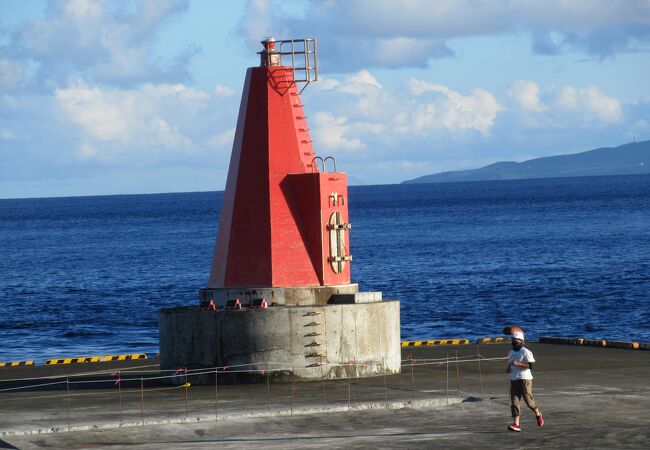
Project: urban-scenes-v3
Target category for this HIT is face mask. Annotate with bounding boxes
[512,342,523,351]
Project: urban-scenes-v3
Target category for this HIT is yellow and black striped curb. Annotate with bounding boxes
[44,354,148,365]
[401,337,514,347]
[0,361,35,367]
[540,336,649,350]
[401,339,470,347]
[476,337,510,344]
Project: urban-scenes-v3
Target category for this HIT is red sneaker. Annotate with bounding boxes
[508,423,522,432]
[536,414,544,427]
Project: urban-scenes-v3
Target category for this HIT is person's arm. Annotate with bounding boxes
[511,360,530,369]
[518,350,535,370]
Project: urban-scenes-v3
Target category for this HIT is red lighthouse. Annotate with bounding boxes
[204,38,354,304]
[161,39,400,383]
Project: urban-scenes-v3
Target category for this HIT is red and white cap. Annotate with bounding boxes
[503,325,525,340]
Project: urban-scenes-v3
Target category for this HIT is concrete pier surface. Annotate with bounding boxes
[1,343,648,449]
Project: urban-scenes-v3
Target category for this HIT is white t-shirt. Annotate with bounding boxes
[508,347,535,380]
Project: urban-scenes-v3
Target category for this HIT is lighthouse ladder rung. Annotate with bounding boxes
[305,341,323,347]
[293,104,305,108]
[301,140,312,144]
[304,311,322,316]
[295,116,308,119]
[305,321,323,327]
[304,332,323,337]
[306,352,326,358]
[306,363,322,367]
[298,128,310,132]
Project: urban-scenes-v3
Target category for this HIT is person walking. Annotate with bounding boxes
[506,327,544,432]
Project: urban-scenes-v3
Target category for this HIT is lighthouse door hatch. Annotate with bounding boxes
[327,211,352,274]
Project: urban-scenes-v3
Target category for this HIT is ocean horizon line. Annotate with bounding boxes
[2,172,650,202]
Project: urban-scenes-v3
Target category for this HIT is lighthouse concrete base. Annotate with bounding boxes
[159,300,400,384]
[199,284,383,307]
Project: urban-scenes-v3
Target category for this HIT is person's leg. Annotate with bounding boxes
[510,380,522,426]
[522,380,543,426]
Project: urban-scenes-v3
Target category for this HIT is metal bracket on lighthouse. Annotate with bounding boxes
[259,37,318,92]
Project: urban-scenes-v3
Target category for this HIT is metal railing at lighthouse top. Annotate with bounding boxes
[259,38,318,92]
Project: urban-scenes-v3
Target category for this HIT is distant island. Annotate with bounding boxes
[403,140,650,184]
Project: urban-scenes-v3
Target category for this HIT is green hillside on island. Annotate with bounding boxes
[403,141,650,184]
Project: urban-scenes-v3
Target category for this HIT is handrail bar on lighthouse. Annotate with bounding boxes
[311,156,325,173]
[311,156,338,173]
[323,156,337,173]
[260,38,318,93]
[278,38,318,83]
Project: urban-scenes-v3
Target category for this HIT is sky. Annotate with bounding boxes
[1,0,649,198]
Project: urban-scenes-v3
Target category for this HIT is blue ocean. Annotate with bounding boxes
[1,175,649,362]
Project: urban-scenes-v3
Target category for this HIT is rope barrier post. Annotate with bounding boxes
[321,309,327,409]
[66,377,71,432]
[321,362,326,409]
[477,344,484,402]
[410,355,415,392]
[184,367,189,418]
[356,365,361,406]
[410,357,418,404]
[140,377,144,427]
[455,350,461,399]
[117,370,123,424]
[382,358,388,408]
[446,352,450,406]
[215,367,223,421]
[266,364,271,412]
[290,371,295,417]
[347,363,352,410]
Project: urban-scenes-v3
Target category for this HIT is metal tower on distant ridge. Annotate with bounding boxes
[159,38,400,383]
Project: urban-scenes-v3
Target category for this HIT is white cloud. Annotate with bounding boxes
[508,80,545,112]
[55,81,227,162]
[208,128,236,147]
[0,59,26,91]
[338,70,383,95]
[56,83,134,143]
[504,81,622,126]
[239,0,650,70]
[406,79,503,134]
[371,37,450,68]
[314,77,341,91]
[78,142,98,159]
[553,85,622,123]
[0,128,17,141]
[312,112,366,151]
[345,70,383,89]
[301,71,503,160]
[3,0,192,88]
[214,84,235,96]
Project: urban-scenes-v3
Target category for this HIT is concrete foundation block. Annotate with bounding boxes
[199,284,360,307]
[328,291,383,304]
[159,300,400,384]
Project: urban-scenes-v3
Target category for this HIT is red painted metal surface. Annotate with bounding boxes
[209,65,351,288]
